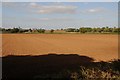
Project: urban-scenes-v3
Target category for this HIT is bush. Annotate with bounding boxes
[50,29,54,33]
[10,28,20,33]
[78,66,120,79]
[37,29,45,33]
[65,28,76,32]
[80,27,87,33]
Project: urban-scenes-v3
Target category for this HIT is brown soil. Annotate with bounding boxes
[1,34,118,61]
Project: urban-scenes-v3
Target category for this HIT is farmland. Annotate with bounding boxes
[2,34,118,61]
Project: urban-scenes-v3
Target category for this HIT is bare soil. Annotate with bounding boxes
[1,34,118,61]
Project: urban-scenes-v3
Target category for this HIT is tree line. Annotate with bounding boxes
[0,27,54,33]
[65,27,120,33]
[0,27,120,34]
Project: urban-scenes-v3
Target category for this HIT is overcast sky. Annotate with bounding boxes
[2,2,118,29]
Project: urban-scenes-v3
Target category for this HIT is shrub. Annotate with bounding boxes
[50,29,54,33]
[37,29,45,33]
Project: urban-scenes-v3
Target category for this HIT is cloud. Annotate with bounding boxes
[3,2,27,8]
[30,17,76,21]
[86,8,107,13]
[3,2,17,7]
[88,9,97,13]
[3,2,78,15]
[29,2,78,14]
[88,8,107,13]
[29,2,37,7]
[34,18,49,21]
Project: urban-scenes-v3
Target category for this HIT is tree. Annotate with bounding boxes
[103,27,109,32]
[65,28,76,32]
[80,27,87,33]
[0,28,2,31]
[118,28,120,33]
[74,29,79,32]
[50,29,54,33]
[114,28,118,33]
[92,28,97,33]
[37,29,45,33]
[85,28,92,32]
[96,28,102,33]
[11,28,19,33]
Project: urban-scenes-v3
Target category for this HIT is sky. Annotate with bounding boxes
[2,0,120,2]
[2,2,118,29]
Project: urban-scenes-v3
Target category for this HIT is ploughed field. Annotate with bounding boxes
[2,34,118,61]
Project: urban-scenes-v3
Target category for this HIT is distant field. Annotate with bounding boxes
[2,34,118,61]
